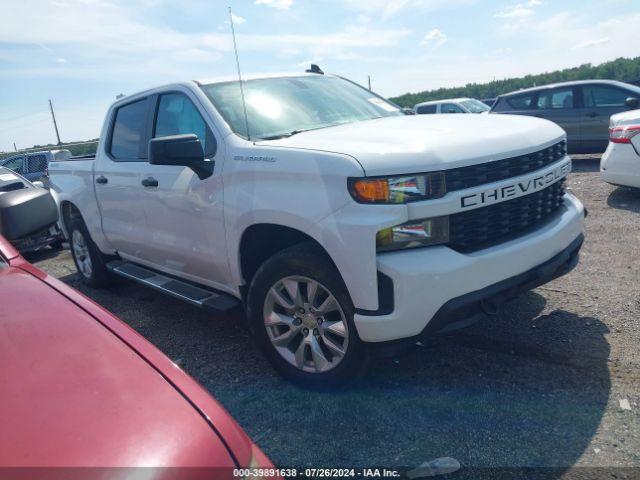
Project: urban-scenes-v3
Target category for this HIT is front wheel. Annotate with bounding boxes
[247,243,367,387]
[68,218,114,288]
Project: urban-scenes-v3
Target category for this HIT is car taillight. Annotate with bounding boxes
[609,125,640,144]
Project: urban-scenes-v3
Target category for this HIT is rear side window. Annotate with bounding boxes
[154,93,216,157]
[536,88,574,109]
[27,154,48,173]
[416,104,437,114]
[110,99,147,160]
[583,86,629,108]
[441,103,464,114]
[506,93,535,110]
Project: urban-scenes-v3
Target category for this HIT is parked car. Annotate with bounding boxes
[414,98,490,114]
[0,166,64,252]
[0,149,71,182]
[601,109,640,188]
[0,193,277,475]
[491,80,640,153]
[49,70,585,386]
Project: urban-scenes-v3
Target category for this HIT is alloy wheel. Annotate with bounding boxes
[263,276,349,373]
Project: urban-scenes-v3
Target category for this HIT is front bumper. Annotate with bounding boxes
[354,193,585,342]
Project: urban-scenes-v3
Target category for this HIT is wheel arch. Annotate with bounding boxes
[237,223,347,298]
[59,200,84,238]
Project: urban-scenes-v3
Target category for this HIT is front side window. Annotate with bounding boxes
[537,88,574,109]
[2,156,24,173]
[507,93,535,110]
[583,86,631,108]
[154,93,216,157]
[460,99,490,113]
[110,99,147,160]
[441,103,465,114]
[201,75,403,140]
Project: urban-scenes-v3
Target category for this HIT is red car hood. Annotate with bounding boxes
[0,264,236,468]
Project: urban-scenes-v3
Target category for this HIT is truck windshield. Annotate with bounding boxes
[200,75,403,140]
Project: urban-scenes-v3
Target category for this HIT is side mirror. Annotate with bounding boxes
[33,180,45,188]
[149,134,213,180]
[402,107,416,115]
[625,97,639,109]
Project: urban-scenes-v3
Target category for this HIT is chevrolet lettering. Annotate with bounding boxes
[460,159,572,209]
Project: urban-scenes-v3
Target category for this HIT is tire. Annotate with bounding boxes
[247,242,367,387]
[68,217,114,288]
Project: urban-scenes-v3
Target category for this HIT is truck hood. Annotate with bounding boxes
[258,114,565,176]
[610,108,640,127]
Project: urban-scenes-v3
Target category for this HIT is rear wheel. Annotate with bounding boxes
[68,218,114,288]
[247,243,366,387]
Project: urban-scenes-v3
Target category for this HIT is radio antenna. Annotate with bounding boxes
[228,6,251,141]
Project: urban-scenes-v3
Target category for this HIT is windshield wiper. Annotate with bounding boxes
[260,129,309,141]
[259,121,361,141]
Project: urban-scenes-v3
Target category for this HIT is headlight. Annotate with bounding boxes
[349,172,446,203]
[377,216,449,252]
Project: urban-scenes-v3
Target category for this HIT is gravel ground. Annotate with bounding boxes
[28,158,640,476]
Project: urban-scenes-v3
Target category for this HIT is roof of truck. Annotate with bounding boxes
[110,71,334,107]
[195,71,328,85]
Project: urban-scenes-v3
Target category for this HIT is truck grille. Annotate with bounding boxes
[445,141,567,192]
[448,180,566,252]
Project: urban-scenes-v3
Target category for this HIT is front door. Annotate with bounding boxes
[580,84,634,153]
[138,91,230,288]
[94,97,150,259]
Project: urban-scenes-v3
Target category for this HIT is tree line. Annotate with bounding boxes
[389,56,640,107]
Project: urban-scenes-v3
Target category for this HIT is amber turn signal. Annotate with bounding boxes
[350,179,390,203]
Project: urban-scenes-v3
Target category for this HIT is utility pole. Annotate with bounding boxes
[13,143,17,152]
[49,99,62,145]
[367,75,372,91]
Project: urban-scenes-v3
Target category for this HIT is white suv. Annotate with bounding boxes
[414,98,490,115]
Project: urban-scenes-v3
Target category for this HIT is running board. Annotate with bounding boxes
[106,261,240,312]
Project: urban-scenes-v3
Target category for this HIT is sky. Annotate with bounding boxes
[1,0,639,151]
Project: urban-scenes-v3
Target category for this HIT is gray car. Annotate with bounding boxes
[0,166,64,252]
[490,80,640,153]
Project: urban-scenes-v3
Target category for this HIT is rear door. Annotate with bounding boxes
[138,90,230,287]
[94,97,152,258]
[534,86,580,150]
[580,84,635,153]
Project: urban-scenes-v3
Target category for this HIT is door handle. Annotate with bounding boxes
[96,176,108,185]
[585,111,599,118]
[141,177,159,188]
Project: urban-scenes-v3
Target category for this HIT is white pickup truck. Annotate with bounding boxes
[49,71,585,386]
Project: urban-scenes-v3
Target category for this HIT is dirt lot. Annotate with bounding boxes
[28,157,640,476]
